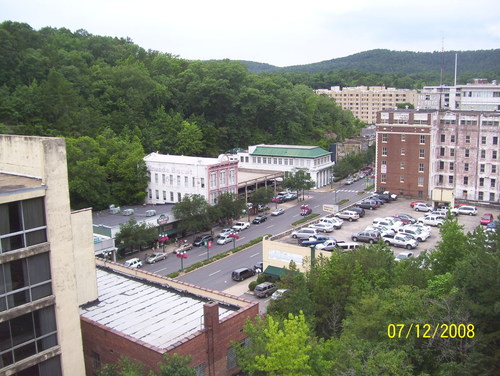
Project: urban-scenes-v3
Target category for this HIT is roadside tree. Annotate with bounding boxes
[115,218,157,258]
[172,194,210,239]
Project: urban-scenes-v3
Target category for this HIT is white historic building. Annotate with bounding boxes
[144,153,239,205]
[236,144,334,188]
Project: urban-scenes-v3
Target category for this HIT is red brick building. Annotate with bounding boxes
[80,262,259,376]
[375,110,433,199]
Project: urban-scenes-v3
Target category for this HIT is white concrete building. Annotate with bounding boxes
[144,153,239,205]
[236,144,334,188]
[419,79,500,111]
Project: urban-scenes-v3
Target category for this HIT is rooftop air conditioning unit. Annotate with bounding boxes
[122,209,134,216]
[145,210,156,217]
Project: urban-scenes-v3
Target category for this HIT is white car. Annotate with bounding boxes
[406,223,432,233]
[372,217,403,231]
[451,205,478,216]
[395,251,414,262]
[418,215,444,227]
[124,258,142,268]
[345,178,354,185]
[413,203,433,212]
[218,228,236,238]
[319,217,344,229]
[335,210,360,222]
[232,221,250,231]
[271,208,285,216]
[217,235,233,245]
[309,223,334,233]
[365,225,395,237]
[398,226,431,242]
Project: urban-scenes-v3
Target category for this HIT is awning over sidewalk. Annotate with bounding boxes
[263,265,289,278]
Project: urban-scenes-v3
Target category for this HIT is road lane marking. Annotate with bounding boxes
[266,225,274,229]
[155,267,168,273]
[250,252,260,258]
[209,270,221,276]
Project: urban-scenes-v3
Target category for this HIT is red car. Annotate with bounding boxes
[409,201,425,208]
[480,213,494,225]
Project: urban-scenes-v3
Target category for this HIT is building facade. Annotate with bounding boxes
[375,110,500,204]
[1,135,94,376]
[316,86,418,124]
[418,79,500,112]
[236,144,334,188]
[144,153,239,205]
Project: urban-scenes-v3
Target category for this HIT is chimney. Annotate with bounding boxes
[204,301,219,376]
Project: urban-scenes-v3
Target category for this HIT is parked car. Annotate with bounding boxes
[480,213,494,225]
[372,193,391,202]
[410,201,425,208]
[406,223,432,233]
[383,234,418,249]
[345,178,354,185]
[418,215,444,227]
[271,196,284,203]
[193,234,214,247]
[232,221,250,231]
[451,205,478,216]
[254,261,263,272]
[426,210,448,219]
[319,217,343,229]
[394,251,414,261]
[174,242,194,253]
[252,215,268,224]
[283,192,297,201]
[398,226,430,242]
[271,289,289,300]
[358,200,379,210]
[232,267,256,281]
[300,205,312,216]
[486,220,499,230]
[335,210,360,222]
[315,239,339,251]
[413,202,433,212]
[218,228,236,238]
[365,225,395,237]
[394,213,417,224]
[124,258,142,268]
[216,235,233,245]
[372,217,403,231]
[351,230,381,244]
[382,191,398,200]
[309,223,334,233]
[291,228,318,239]
[370,196,385,206]
[146,252,167,264]
[254,282,277,298]
[271,208,285,216]
[349,206,366,217]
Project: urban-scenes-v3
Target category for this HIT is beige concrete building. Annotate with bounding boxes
[0,135,96,376]
[316,86,418,124]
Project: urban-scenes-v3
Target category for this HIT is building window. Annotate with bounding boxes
[155,190,159,199]
[464,176,468,185]
[418,177,424,187]
[400,162,405,169]
[177,192,181,202]
[162,174,166,184]
[492,165,497,174]
[400,175,405,183]
[464,163,469,172]
[170,175,173,186]
[494,136,498,145]
[196,363,206,376]
[400,148,405,156]
[170,192,174,201]
[449,176,454,184]
[419,135,426,144]
[440,147,445,157]
[210,173,217,188]
[450,148,455,157]
[480,164,485,173]
[465,135,470,143]
[451,135,455,143]
[440,134,445,142]
[490,193,496,201]
[418,191,423,198]
[493,150,498,159]
[479,178,484,187]
[382,147,387,156]
[465,149,470,157]
[419,149,425,158]
[229,169,235,184]
[382,134,388,143]
[449,162,454,171]
[480,150,486,158]
[93,352,101,374]
[478,192,484,201]
[462,190,468,199]
[177,176,181,186]
[0,198,48,254]
[163,191,166,201]
[184,176,188,187]
[220,171,226,187]
[492,179,496,188]
[401,135,406,142]
[154,173,158,184]
[381,174,387,183]
[439,161,444,170]
[419,163,424,173]
[481,136,487,144]
[438,175,444,184]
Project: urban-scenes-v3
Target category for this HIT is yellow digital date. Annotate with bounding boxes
[387,323,475,339]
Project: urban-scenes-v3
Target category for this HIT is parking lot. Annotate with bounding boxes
[285,197,500,258]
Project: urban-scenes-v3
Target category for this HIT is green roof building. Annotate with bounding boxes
[236,144,334,188]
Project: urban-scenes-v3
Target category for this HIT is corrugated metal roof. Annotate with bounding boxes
[80,269,236,349]
[251,145,330,158]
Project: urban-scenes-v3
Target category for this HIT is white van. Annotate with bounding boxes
[291,228,318,239]
[124,258,142,268]
[318,217,343,229]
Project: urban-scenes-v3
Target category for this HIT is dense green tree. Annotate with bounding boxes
[174,121,204,156]
[212,192,246,225]
[250,187,275,209]
[115,218,158,256]
[172,194,210,238]
[282,169,316,201]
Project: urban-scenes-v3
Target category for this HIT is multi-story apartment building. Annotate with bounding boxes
[375,109,500,204]
[144,153,239,205]
[1,135,95,376]
[316,86,418,124]
[236,144,334,188]
[418,79,500,111]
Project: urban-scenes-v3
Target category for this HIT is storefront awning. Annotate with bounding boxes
[263,265,289,278]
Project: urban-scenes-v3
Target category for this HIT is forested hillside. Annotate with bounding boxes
[0,21,362,209]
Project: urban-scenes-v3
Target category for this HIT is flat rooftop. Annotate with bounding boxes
[92,203,176,229]
[80,268,237,349]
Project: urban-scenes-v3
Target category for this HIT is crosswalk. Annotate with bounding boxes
[335,189,360,193]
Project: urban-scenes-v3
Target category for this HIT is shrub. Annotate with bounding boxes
[248,281,259,291]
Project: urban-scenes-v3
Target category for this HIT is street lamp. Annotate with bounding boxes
[309,244,316,268]
[229,233,240,249]
[204,240,213,261]
[176,250,188,271]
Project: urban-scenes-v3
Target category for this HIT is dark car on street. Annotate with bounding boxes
[252,215,268,224]
[193,234,214,246]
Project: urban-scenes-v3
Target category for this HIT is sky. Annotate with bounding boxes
[1,0,499,67]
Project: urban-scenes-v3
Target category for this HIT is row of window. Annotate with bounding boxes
[439,147,498,159]
[248,156,321,168]
[147,188,237,204]
[440,134,499,145]
[439,119,500,126]
[152,170,237,189]
[438,162,498,174]
[437,175,497,188]
[380,174,425,187]
[381,147,426,158]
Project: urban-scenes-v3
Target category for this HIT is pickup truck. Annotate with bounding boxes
[382,234,418,249]
[232,221,250,232]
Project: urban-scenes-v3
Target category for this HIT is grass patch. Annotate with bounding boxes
[337,199,349,206]
[291,213,321,226]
